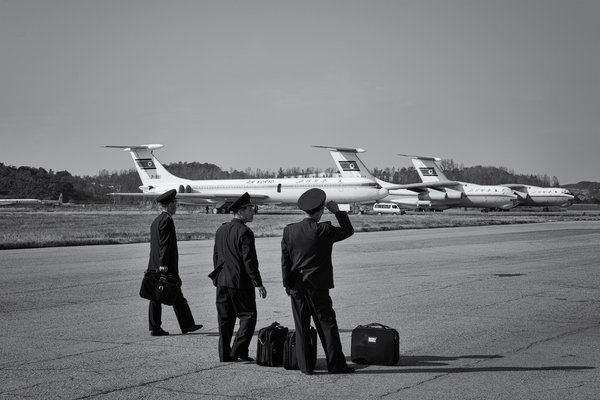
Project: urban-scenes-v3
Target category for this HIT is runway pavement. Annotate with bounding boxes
[1,221,599,399]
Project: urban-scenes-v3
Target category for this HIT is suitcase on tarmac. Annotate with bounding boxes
[351,323,400,366]
[256,322,289,367]
[283,326,318,370]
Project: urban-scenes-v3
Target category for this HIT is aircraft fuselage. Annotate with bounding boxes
[383,183,517,210]
[508,186,575,207]
[139,177,388,205]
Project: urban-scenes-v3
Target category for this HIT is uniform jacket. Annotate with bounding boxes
[148,211,179,276]
[212,218,263,289]
[281,211,354,290]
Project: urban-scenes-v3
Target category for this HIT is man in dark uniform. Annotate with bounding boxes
[147,189,203,336]
[211,192,267,362]
[281,188,355,374]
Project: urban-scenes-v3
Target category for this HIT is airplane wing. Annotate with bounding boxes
[384,181,462,192]
[107,191,271,203]
[178,192,270,200]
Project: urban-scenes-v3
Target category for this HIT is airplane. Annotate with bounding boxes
[0,193,63,207]
[102,144,389,210]
[404,155,519,210]
[320,146,518,211]
[315,146,476,211]
[501,184,575,211]
[0,198,42,206]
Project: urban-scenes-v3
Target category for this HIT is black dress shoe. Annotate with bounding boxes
[301,370,314,375]
[181,324,203,334]
[150,328,169,336]
[233,355,255,362]
[329,366,355,374]
[221,356,237,362]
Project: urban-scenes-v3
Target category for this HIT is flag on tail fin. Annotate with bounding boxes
[419,168,437,177]
[339,161,360,172]
[136,159,156,170]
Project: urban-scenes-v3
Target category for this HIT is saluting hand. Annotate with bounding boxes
[325,201,339,213]
[258,286,267,299]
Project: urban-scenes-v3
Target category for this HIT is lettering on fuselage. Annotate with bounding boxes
[243,178,331,185]
[294,178,329,184]
[244,179,276,184]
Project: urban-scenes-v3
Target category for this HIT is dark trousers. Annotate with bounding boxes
[149,291,195,331]
[289,286,348,372]
[216,286,257,361]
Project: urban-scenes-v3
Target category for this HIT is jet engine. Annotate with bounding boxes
[444,188,464,200]
[418,189,447,201]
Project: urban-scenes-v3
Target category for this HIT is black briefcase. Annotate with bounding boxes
[351,323,399,366]
[256,322,289,367]
[139,271,182,306]
[283,326,317,370]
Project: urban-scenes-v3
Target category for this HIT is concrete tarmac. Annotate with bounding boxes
[1,221,599,399]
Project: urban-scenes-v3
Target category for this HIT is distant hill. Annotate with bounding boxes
[563,182,600,204]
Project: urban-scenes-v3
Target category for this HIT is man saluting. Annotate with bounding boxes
[281,188,355,374]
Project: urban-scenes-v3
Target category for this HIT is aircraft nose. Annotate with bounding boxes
[565,193,575,204]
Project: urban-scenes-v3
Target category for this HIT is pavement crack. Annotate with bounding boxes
[507,323,600,355]
[0,342,129,369]
[72,363,232,399]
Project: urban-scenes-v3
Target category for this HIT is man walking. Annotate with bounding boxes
[147,189,203,336]
[211,192,267,362]
[281,188,355,374]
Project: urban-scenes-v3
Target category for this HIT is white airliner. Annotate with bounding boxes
[404,155,519,210]
[0,194,63,207]
[320,146,518,211]
[102,144,389,209]
[0,198,43,206]
[502,184,575,210]
[315,146,483,210]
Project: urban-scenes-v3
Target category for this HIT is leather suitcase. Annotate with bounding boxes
[256,322,288,366]
[283,326,317,370]
[351,323,399,365]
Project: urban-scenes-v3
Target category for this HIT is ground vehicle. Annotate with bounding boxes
[372,203,405,215]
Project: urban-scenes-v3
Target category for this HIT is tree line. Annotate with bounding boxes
[0,161,598,204]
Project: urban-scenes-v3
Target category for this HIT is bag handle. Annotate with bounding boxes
[362,323,392,329]
[259,322,282,345]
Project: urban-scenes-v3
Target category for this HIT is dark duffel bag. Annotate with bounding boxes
[256,322,289,366]
[139,271,182,306]
[283,326,317,370]
[351,323,399,366]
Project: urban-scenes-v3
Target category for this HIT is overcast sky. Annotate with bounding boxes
[1,0,598,184]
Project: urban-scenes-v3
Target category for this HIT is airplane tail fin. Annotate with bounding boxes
[102,144,182,190]
[316,145,407,189]
[313,145,378,179]
[399,154,450,183]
